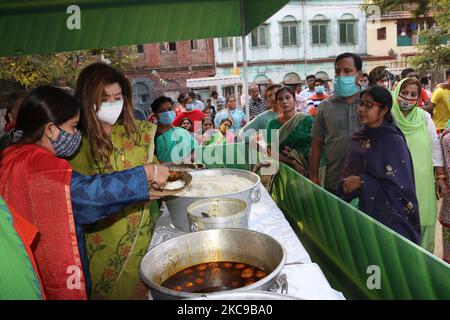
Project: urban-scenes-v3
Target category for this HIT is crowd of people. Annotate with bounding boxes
[1,53,449,299]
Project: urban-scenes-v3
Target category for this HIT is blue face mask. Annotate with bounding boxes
[49,126,82,158]
[315,85,325,95]
[158,110,176,125]
[333,75,360,97]
[185,103,195,111]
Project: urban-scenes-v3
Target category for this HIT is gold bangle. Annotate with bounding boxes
[435,174,447,181]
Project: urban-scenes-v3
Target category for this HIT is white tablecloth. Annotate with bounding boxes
[149,184,345,300]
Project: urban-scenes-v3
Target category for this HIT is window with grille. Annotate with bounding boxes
[191,39,206,50]
[137,44,144,53]
[160,42,177,52]
[339,21,357,45]
[281,23,298,46]
[251,25,269,47]
[377,27,386,40]
[220,37,241,50]
[311,23,328,45]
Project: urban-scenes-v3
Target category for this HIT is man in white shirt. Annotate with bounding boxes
[300,74,316,100]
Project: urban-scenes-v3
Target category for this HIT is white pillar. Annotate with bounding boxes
[240,0,250,121]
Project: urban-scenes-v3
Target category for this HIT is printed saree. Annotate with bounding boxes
[0,144,87,299]
[392,79,436,251]
[338,121,421,244]
[69,121,158,299]
[268,113,314,173]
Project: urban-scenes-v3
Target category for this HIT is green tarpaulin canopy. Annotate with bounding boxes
[0,0,289,57]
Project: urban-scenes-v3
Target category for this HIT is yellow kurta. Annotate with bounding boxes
[70,121,158,299]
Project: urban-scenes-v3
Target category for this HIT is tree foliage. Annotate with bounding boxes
[362,0,449,70]
[0,46,140,93]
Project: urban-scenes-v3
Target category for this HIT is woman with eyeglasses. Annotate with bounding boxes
[338,86,421,244]
[391,78,447,251]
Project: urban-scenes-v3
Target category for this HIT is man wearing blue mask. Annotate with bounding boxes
[309,52,363,194]
[309,78,329,108]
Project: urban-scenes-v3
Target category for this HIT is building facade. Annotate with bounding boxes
[214,0,368,96]
[365,9,436,76]
[126,39,215,114]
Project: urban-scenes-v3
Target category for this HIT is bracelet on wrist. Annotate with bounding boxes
[435,174,446,181]
[153,164,158,182]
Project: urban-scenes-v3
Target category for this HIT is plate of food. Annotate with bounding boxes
[150,171,192,197]
[167,163,206,172]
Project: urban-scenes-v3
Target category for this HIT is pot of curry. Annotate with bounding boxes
[139,228,287,300]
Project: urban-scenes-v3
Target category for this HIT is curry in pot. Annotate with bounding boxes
[161,261,268,293]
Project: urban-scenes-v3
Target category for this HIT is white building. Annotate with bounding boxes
[214,0,368,96]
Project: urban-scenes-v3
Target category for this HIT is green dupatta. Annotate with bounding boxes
[391,78,436,227]
[69,121,158,299]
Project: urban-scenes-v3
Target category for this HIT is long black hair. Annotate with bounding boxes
[360,86,394,123]
[14,85,79,144]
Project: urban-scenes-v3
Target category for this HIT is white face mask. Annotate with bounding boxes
[97,100,124,125]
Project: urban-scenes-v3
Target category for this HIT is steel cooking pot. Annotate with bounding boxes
[140,228,287,300]
[165,169,261,232]
[187,197,250,232]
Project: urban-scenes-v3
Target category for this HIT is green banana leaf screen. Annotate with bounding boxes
[0,0,289,57]
[196,143,450,299]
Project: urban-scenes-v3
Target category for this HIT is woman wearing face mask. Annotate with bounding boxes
[369,66,390,90]
[152,96,197,164]
[266,87,313,176]
[391,78,447,252]
[203,118,236,146]
[338,86,421,244]
[172,93,205,131]
[214,95,247,134]
[0,90,28,152]
[0,86,168,299]
[69,63,169,299]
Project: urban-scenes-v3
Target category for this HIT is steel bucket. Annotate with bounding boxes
[187,197,250,232]
[165,169,261,232]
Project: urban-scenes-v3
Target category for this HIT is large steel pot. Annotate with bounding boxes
[140,228,287,300]
[187,197,250,232]
[186,291,300,300]
[165,169,261,232]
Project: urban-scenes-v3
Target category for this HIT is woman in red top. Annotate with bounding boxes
[172,93,205,131]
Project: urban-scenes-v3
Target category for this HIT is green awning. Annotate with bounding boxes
[0,0,289,57]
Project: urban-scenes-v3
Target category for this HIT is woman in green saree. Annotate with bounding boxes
[203,118,236,146]
[70,63,167,299]
[391,77,447,252]
[266,87,313,176]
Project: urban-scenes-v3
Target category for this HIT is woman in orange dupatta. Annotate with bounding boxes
[0,86,168,299]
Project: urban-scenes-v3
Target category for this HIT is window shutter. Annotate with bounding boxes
[290,25,297,45]
[320,24,327,44]
[348,23,355,44]
[312,24,319,44]
[251,30,258,47]
[339,23,346,44]
[282,25,289,46]
[260,26,267,46]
